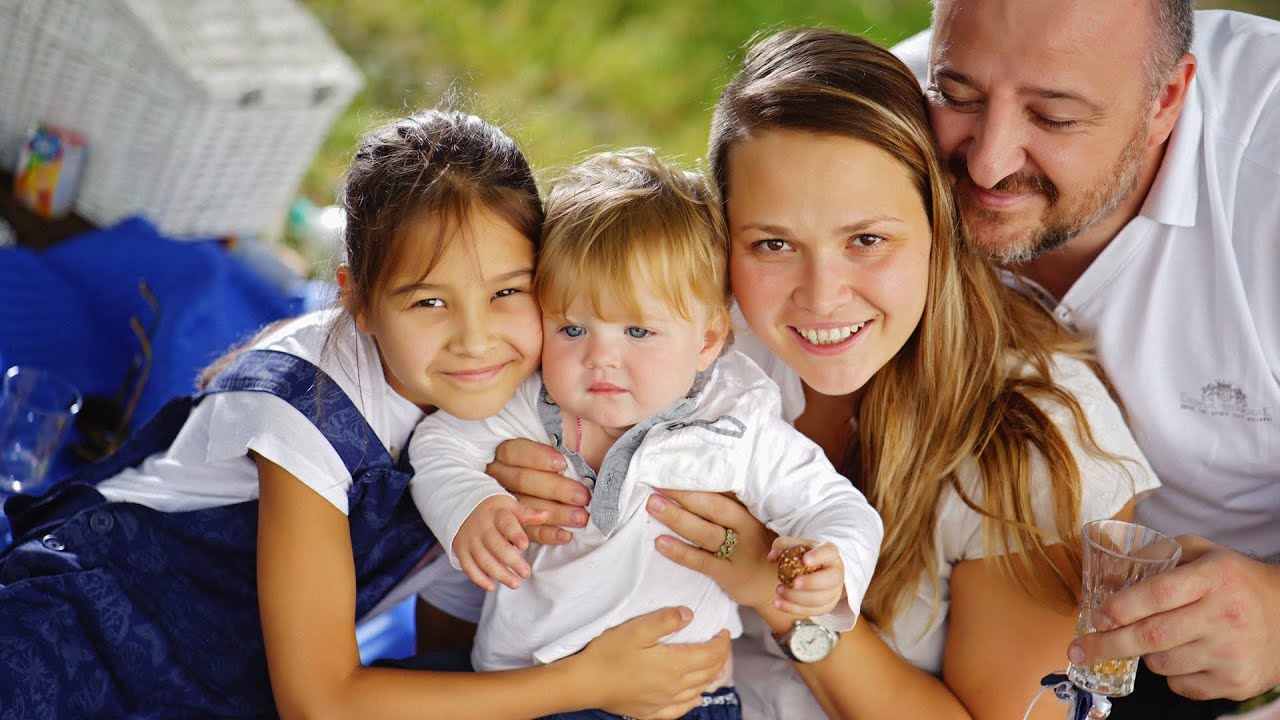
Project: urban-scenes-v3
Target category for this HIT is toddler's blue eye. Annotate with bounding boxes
[562,325,585,338]
[626,327,651,339]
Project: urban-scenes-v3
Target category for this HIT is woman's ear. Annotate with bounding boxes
[335,264,370,334]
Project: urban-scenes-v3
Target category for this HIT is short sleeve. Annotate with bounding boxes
[946,355,1161,561]
[205,391,353,513]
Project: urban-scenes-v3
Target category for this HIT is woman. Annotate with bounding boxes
[489,29,1157,720]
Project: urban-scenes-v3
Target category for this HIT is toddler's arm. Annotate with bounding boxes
[408,378,552,574]
[738,414,884,628]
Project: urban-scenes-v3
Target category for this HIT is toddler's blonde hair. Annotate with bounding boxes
[535,148,730,335]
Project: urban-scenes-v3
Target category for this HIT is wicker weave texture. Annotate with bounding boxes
[0,0,362,238]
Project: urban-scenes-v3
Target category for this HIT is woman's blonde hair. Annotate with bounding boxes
[536,148,730,335]
[711,28,1128,629]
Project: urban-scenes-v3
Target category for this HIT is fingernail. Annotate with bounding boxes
[1068,643,1085,664]
[648,495,667,512]
[570,509,588,526]
[571,488,589,505]
[655,536,672,552]
[678,606,692,622]
[549,456,567,471]
[555,529,571,543]
[1095,613,1115,632]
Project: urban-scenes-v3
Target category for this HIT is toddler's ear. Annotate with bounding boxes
[697,311,732,371]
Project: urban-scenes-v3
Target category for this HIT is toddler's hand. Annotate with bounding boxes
[453,495,546,592]
[769,538,845,618]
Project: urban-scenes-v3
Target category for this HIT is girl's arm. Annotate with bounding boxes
[255,454,729,720]
[649,490,1101,720]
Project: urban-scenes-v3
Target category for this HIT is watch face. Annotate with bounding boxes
[789,623,835,662]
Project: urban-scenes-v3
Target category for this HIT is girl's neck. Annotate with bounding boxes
[795,384,859,471]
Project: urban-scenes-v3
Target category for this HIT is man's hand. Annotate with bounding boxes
[486,438,590,545]
[452,495,545,592]
[1068,535,1280,701]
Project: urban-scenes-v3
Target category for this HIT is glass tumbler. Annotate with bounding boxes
[1067,519,1183,696]
[0,365,83,496]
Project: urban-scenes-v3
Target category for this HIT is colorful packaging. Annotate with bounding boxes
[13,123,87,219]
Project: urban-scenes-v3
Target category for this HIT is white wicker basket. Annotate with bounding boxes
[0,0,362,238]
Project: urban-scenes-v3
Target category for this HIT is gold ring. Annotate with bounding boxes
[714,527,738,560]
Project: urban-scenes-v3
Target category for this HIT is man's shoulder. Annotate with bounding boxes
[1191,11,1280,171]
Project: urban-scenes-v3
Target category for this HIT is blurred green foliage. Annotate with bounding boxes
[298,0,1278,203]
[297,0,932,200]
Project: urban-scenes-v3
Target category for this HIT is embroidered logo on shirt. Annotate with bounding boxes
[1180,381,1272,422]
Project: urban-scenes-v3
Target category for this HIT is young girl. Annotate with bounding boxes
[489,30,1161,720]
[0,110,727,720]
[409,148,883,719]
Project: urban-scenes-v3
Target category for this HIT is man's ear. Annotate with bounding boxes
[335,264,370,334]
[697,310,732,372]
[1147,53,1196,148]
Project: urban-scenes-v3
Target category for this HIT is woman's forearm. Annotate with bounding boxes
[773,613,971,720]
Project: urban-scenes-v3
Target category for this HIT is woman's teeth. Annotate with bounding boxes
[796,322,866,345]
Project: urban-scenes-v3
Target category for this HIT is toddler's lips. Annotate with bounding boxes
[588,382,625,394]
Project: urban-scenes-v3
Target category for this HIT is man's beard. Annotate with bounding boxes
[949,124,1148,264]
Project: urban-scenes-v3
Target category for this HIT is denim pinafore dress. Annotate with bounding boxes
[0,349,435,719]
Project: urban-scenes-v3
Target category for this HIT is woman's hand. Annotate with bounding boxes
[647,490,786,623]
[572,607,731,719]
[485,438,590,545]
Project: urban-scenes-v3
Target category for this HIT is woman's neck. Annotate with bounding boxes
[794,385,859,471]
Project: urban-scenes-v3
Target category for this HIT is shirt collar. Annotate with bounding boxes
[1139,71,1203,228]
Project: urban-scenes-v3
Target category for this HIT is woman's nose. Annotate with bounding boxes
[795,257,851,316]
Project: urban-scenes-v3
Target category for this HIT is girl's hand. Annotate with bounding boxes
[770,538,846,618]
[453,496,544,592]
[647,490,779,614]
[573,607,731,720]
[485,438,591,545]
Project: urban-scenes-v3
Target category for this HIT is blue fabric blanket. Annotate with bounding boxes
[0,216,303,481]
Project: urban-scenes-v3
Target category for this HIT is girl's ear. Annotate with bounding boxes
[335,264,370,334]
[696,310,731,372]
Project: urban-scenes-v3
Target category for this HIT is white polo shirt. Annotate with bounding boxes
[896,10,1280,557]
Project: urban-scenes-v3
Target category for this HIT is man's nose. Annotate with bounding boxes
[964,103,1029,190]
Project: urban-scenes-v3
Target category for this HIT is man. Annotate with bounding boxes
[894,0,1280,707]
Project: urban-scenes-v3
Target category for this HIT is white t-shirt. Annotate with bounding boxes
[730,330,1160,719]
[410,349,883,672]
[97,309,424,515]
[894,10,1280,558]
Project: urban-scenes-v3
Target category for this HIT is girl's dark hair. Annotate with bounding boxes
[340,108,544,321]
[199,108,541,390]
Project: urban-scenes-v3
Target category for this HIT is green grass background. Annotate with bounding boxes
[298,0,1279,203]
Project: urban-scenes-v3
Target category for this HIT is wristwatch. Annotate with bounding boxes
[773,619,839,663]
